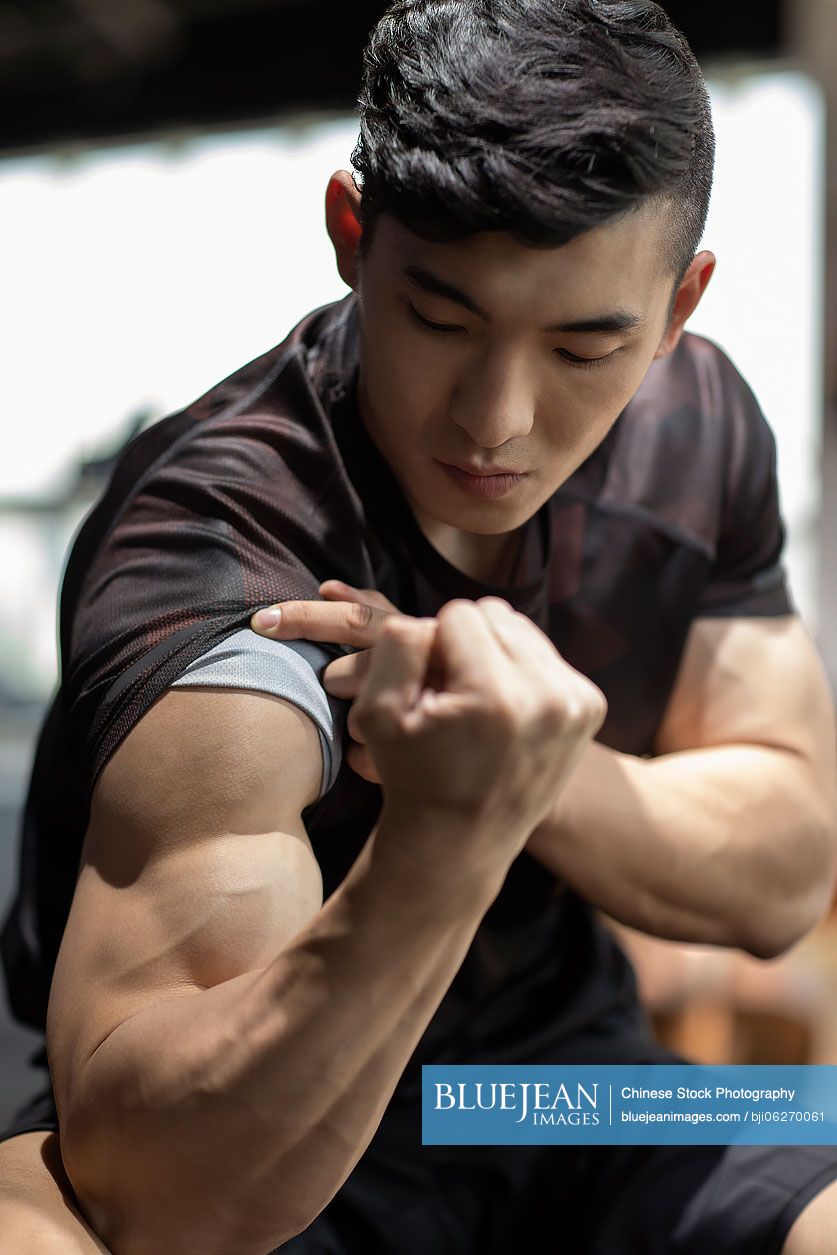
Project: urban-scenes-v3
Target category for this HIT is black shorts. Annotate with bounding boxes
[272,1111,837,1255]
[5,1041,837,1255]
[273,1033,837,1255]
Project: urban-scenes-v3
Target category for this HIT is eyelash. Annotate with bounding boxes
[405,302,615,369]
[406,303,462,337]
[555,349,612,371]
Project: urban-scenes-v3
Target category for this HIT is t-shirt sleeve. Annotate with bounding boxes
[59,354,370,809]
[693,355,795,619]
[168,629,345,799]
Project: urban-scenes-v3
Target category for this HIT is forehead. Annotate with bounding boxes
[369,202,673,322]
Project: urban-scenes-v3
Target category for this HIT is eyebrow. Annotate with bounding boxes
[398,263,644,335]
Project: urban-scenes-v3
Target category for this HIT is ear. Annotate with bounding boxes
[325,170,363,291]
[653,250,716,359]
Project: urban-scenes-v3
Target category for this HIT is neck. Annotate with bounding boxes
[412,507,526,585]
[352,372,527,586]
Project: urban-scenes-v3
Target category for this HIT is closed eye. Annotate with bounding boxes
[555,348,618,370]
[406,303,464,335]
[407,299,618,367]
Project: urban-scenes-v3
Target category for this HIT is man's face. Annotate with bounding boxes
[353,204,677,538]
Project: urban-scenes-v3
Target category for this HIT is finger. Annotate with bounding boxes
[251,598,390,648]
[346,740,381,784]
[346,703,366,744]
[357,617,437,717]
[469,597,517,660]
[319,580,400,615]
[322,651,371,698]
[431,599,513,696]
[475,598,563,670]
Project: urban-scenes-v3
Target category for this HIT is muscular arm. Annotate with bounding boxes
[526,615,837,958]
[48,686,501,1255]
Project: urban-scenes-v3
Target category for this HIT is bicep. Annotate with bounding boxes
[653,614,837,793]
[47,686,326,1108]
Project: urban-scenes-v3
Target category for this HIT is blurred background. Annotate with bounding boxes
[0,0,835,1128]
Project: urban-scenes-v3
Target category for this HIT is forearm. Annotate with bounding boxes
[62,812,501,1255]
[526,739,837,957]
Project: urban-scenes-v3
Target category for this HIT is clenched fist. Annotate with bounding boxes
[352,597,606,885]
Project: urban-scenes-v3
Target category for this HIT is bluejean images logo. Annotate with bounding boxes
[422,1065,837,1145]
[434,1079,600,1126]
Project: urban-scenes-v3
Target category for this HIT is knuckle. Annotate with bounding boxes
[589,689,608,727]
[348,601,375,632]
[439,598,475,619]
[531,689,569,733]
[534,684,586,732]
[539,684,567,717]
[487,690,521,731]
[476,596,513,611]
[577,676,607,722]
[379,614,409,641]
[381,612,421,639]
[564,692,593,730]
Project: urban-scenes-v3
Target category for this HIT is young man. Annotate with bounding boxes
[1,0,836,1251]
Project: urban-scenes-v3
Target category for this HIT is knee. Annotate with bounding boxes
[780,1176,837,1255]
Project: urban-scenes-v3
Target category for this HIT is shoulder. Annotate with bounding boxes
[101,294,356,490]
[586,331,774,551]
[628,330,771,460]
[182,293,356,427]
[72,294,361,568]
[621,330,762,459]
[63,297,365,798]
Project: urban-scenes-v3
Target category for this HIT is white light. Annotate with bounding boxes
[689,70,825,632]
[0,72,826,692]
[0,117,358,498]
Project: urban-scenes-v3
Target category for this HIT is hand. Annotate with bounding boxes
[251,580,405,783]
[351,597,608,887]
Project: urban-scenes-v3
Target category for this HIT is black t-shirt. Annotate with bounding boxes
[0,290,794,1125]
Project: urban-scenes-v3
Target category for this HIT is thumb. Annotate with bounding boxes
[356,616,437,722]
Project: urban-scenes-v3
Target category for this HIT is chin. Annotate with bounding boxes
[420,490,534,535]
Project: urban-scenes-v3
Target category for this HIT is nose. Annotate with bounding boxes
[449,347,535,449]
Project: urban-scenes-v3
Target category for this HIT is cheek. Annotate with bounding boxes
[362,321,451,430]
[536,363,639,464]
[366,354,435,430]
[557,352,649,431]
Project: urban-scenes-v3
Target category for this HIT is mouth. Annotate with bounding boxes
[439,459,525,477]
[435,459,528,499]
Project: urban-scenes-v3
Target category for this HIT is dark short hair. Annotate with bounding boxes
[351,0,715,297]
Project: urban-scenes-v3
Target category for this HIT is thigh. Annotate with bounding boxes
[562,1034,837,1254]
[551,1032,837,1254]
[293,1026,688,1255]
[0,1130,111,1253]
[275,1122,485,1254]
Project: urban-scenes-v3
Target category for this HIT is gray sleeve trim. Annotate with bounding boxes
[168,627,345,799]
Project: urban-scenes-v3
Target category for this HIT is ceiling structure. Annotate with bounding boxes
[0,0,784,155]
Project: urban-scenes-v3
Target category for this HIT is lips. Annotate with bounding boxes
[440,460,524,477]
[437,460,527,499]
